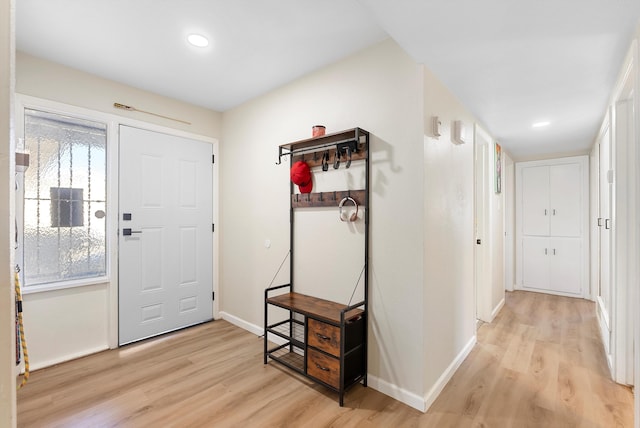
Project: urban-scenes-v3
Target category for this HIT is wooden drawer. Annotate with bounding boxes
[307,348,339,388]
[308,318,340,357]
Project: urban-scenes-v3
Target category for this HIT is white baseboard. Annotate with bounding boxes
[28,345,109,371]
[491,297,505,320]
[423,335,477,412]
[220,311,287,346]
[220,311,263,336]
[367,375,427,412]
[221,311,478,414]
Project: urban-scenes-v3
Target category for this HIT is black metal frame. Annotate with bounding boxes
[264,128,370,406]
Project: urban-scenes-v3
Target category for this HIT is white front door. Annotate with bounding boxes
[119,125,213,345]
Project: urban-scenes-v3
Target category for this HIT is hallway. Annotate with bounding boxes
[429,290,634,427]
[17,291,633,427]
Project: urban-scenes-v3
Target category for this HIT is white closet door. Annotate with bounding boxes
[548,237,582,295]
[549,163,582,237]
[521,166,549,236]
[521,236,549,290]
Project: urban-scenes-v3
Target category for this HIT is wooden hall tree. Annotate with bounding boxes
[264,128,370,406]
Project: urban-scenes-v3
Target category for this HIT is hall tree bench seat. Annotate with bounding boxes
[264,289,366,405]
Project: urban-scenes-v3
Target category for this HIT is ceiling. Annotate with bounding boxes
[16,1,640,159]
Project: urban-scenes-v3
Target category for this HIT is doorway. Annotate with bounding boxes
[118,125,214,345]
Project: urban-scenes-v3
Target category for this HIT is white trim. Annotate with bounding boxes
[219,311,286,346]
[21,276,109,295]
[220,309,464,413]
[611,79,636,385]
[423,335,477,412]
[27,345,108,371]
[368,374,427,412]
[220,311,263,336]
[491,297,505,320]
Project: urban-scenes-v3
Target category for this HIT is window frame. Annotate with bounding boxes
[16,95,115,294]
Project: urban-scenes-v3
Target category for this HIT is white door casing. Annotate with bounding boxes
[474,126,492,323]
[612,97,635,385]
[596,122,613,367]
[118,125,213,345]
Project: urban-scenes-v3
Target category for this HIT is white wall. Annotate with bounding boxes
[221,39,428,408]
[422,68,478,408]
[0,0,16,425]
[17,52,222,138]
[15,54,222,369]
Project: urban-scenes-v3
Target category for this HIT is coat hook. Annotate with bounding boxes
[322,151,329,171]
[319,192,323,202]
[333,191,337,201]
[306,193,311,202]
[296,194,299,203]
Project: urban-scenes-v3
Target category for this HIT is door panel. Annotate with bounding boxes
[521,166,549,236]
[549,163,582,237]
[548,237,582,295]
[521,236,549,290]
[119,125,213,345]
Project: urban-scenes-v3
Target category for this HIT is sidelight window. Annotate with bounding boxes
[21,108,107,287]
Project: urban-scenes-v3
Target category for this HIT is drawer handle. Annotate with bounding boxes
[315,363,330,372]
[315,333,331,341]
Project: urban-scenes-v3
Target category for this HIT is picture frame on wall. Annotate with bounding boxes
[495,142,502,194]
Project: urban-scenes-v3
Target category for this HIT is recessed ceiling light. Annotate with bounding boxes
[187,34,209,48]
[532,121,550,128]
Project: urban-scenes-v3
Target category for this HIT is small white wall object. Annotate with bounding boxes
[452,120,467,144]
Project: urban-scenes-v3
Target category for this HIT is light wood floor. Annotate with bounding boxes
[18,291,633,427]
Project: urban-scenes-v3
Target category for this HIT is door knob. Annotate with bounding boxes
[123,228,142,236]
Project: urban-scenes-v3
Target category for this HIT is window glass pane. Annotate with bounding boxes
[23,108,107,286]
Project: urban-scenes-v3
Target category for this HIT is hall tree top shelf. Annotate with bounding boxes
[276,127,369,166]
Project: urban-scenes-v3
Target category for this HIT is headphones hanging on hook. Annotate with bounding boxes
[338,196,358,222]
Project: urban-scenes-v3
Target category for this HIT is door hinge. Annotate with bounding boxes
[212,223,215,232]
[212,154,215,164]
[212,292,215,301]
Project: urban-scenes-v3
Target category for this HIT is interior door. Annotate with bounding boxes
[597,127,612,358]
[474,136,490,322]
[119,125,213,345]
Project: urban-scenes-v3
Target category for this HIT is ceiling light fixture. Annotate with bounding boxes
[532,121,550,128]
[187,34,209,48]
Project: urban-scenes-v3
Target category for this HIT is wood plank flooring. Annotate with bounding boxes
[17,291,634,427]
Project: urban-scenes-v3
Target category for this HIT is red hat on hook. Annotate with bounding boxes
[290,161,313,193]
